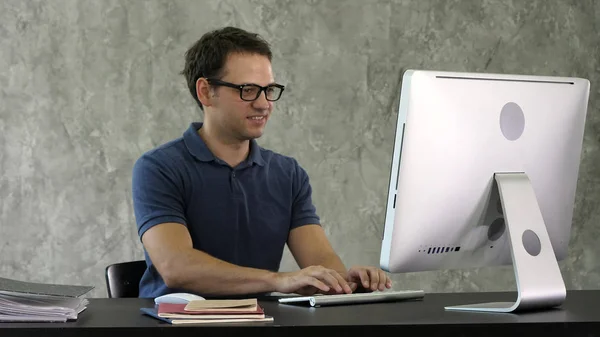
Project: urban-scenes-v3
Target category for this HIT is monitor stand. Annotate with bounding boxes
[445,172,566,313]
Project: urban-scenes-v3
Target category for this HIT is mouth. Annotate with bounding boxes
[247,116,266,121]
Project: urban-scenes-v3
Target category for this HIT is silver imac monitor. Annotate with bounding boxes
[379,70,590,313]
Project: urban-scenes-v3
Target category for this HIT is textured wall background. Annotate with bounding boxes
[1,0,598,297]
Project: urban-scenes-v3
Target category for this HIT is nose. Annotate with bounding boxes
[252,89,271,110]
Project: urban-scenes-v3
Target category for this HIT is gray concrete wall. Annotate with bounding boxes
[1,0,598,297]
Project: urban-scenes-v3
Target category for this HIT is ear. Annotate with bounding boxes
[196,78,214,108]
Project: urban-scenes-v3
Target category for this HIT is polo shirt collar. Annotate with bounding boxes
[183,122,265,166]
[248,137,266,166]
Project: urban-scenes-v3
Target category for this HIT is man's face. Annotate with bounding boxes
[209,53,275,141]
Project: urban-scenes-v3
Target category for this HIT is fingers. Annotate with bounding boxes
[384,272,392,289]
[375,269,389,291]
[306,266,351,294]
[348,282,358,292]
[367,268,392,291]
[290,266,390,295]
[356,268,370,290]
[366,268,380,291]
[302,275,330,293]
[330,270,353,294]
[319,271,344,293]
[296,285,318,296]
[349,266,392,292]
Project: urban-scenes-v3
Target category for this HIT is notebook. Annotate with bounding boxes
[141,298,274,325]
[140,307,274,325]
[158,302,265,319]
[184,298,257,311]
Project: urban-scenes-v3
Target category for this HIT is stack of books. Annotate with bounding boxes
[0,277,94,322]
[141,298,273,324]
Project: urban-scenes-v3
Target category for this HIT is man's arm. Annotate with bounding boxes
[287,224,353,294]
[285,160,353,294]
[287,161,347,275]
[286,160,391,293]
[142,222,349,296]
[287,224,392,293]
[133,154,346,297]
[287,224,347,276]
[141,223,277,295]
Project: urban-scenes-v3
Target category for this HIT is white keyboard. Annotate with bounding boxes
[277,290,425,307]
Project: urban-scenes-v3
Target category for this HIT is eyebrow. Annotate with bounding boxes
[250,81,278,86]
[235,80,278,86]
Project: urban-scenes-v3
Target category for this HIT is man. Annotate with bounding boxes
[132,26,392,298]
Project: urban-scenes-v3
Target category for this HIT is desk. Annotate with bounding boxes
[1,291,599,337]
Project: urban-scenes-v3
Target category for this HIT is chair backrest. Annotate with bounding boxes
[105,260,147,298]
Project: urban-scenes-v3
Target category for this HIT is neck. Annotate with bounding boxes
[198,122,250,168]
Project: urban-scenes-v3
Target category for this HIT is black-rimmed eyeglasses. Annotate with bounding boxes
[206,78,285,102]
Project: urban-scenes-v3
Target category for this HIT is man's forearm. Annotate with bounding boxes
[164,248,278,296]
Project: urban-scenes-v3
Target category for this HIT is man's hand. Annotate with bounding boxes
[346,266,392,292]
[273,265,354,296]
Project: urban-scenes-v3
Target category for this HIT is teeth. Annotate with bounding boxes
[250,116,264,120]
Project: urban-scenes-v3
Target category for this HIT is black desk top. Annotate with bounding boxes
[1,290,599,337]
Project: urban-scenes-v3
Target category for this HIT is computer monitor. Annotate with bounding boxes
[379,70,590,313]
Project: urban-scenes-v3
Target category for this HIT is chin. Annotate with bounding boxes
[245,125,267,139]
[237,128,263,140]
[247,130,264,139]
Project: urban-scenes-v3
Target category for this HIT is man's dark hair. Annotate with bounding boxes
[181,26,273,110]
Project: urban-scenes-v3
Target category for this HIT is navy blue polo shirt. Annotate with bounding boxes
[132,122,321,298]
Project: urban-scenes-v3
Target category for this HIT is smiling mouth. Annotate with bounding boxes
[248,116,265,120]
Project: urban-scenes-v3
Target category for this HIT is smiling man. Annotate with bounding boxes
[132,26,392,298]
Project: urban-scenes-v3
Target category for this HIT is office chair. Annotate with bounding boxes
[105,260,147,298]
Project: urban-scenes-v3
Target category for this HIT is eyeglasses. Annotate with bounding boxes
[206,78,285,102]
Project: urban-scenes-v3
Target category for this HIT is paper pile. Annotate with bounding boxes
[0,277,94,322]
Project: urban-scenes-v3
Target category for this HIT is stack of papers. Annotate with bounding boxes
[0,277,94,322]
[141,298,273,324]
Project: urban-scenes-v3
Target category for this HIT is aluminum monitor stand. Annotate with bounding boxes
[445,172,567,313]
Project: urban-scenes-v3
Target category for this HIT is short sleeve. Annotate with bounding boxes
[290,159,321,229]
[132,151,187,240]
